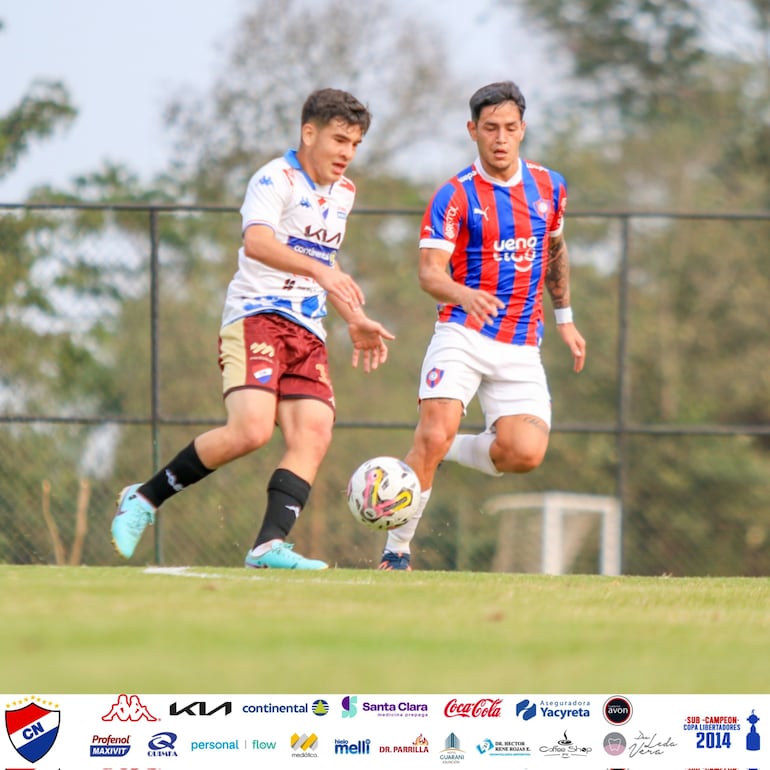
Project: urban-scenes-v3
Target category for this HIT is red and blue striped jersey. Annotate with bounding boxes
[419,158,567,346]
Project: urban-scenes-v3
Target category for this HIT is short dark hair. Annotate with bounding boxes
[469,81,526,122]
[301,88,372,135]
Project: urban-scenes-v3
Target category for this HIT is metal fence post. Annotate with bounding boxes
[615,214,631,575]
[149,208,163,565]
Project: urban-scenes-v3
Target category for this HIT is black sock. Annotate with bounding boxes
[138,441,213,507]
[253,468,311,548]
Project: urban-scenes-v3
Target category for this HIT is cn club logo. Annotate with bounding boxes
[603,696,633,726]
[101,693,158,722]
[5,697,61,763]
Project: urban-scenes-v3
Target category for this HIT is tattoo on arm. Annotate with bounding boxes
[545,234,570,308]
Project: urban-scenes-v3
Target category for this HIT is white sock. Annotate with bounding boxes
[444,432,503,477]
[384,489,431,554]
[250,539,282,557]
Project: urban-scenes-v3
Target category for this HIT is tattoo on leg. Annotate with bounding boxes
[523,415,550,436]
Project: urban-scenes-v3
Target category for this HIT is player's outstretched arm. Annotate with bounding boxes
[330,296,395,373]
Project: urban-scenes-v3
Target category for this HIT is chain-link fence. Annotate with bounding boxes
[1,203,769,575]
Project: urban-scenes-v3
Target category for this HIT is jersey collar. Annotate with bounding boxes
[284,149,334,194]
[472,156,522,187]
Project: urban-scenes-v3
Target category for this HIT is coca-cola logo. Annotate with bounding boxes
[444,698,502,718]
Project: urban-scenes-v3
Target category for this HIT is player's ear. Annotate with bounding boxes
[301,122,317,147]
[467,120,477,141]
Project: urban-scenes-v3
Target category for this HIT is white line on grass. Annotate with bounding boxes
[142,565,395,585]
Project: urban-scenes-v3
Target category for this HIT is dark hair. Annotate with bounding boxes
[301,88,372,135]
[469,81,526,122]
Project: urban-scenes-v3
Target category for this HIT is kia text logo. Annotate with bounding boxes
[170,700,232,716]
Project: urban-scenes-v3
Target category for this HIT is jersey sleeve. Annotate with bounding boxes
[549,172,568,236]
[240,162,292,234]
[418,181,466,254]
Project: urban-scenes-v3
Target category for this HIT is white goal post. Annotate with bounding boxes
[482,491,622,575]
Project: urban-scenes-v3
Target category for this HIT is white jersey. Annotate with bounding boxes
[221,149,357,341]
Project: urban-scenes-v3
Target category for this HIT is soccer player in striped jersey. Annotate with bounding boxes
[111,88,394,569]
[379,81,586,571]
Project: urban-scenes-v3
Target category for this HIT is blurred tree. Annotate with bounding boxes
[0,21,76,181]
[162,0,465,202]
[495,0,770,575]
[2,1,768,574]
[514,0,705,121]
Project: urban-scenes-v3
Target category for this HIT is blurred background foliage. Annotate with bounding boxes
[1,0,769,574]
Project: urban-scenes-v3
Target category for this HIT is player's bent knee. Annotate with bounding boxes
[417,425,455,459]
[232,426,273,455]
[497,448,547,474]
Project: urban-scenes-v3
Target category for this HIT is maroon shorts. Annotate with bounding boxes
[218,313,335,411]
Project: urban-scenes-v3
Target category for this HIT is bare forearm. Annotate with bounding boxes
[545,233,571,309]
[329,293,366,324]
[418,261,469,305]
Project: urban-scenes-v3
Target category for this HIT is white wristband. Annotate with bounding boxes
[554,307,573,325]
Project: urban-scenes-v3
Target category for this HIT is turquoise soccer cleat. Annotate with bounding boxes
[244,542,328,570]
[111,484,156,559]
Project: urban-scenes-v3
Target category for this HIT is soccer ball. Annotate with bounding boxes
[346,456,421,530]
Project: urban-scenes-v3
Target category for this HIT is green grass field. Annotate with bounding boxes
[2,565,768,694]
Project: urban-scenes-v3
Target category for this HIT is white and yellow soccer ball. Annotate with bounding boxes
[346,456,421,530]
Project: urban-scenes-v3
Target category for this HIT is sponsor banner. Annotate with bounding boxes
[0,694,766,768]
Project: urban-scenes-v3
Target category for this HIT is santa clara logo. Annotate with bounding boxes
[5,696,61,763]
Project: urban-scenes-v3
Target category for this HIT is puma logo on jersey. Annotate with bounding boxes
[473,206,490,221]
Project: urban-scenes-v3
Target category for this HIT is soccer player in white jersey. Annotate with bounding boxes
[112,88,394,569]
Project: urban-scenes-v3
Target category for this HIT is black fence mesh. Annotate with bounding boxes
[1,204,768,575]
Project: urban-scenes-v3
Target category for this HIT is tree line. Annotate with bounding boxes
[1,0,768,574]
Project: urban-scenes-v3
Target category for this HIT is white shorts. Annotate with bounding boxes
[417,322,551,429]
